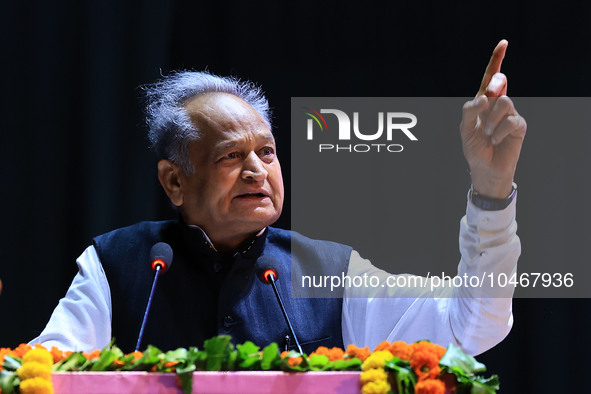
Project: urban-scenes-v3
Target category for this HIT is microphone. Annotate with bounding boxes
[135,242,173,351]
[257,258,303,354]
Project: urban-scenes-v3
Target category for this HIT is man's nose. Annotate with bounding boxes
[241,152,267,182]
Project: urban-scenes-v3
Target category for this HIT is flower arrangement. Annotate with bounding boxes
[0,337,497,394]
[360,340,499,394]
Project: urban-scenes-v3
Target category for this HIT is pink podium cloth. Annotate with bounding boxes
[52,371,362,393]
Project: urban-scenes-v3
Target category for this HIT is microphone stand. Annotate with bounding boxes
[135,265,163,352]
[267,273,303,354]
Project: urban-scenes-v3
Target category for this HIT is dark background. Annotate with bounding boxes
[1,1,589,392]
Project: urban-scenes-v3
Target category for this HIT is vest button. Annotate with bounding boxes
[223,315,234,328]
[213,262,222,272]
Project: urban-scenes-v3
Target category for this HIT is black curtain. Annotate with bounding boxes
[1,1,590,392]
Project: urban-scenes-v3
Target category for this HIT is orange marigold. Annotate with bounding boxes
[411,341,446,360]
[82,350,101,360]
[345,344,371,362]
[415,378,446,394]
[410,350,441,381]
[372,341,392,353]
[13,343,33,358]
[280,351,303,367]
[49,347,66,363]
[310,346,345,361]
[0,347,14,371]
[389,341,413,361]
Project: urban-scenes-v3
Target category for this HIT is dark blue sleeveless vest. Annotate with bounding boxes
[93,221,352,353]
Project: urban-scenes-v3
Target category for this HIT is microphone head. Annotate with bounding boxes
[150,242,173,273]
[256,256,278,284]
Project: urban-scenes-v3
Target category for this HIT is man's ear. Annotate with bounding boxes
[157,159,184,207]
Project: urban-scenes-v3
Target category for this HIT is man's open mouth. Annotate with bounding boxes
[236,193,267,198]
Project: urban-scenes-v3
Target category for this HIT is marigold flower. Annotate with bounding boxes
[22,348,53,366]
[162,361,179,370]
[361,379,391,394]
[310,346,345,361]
[280,351,303,367]
[372,341,392,352]
[17,361,52,381]
[345,344,371,362]
[19,376,54,394]
[361,350,393,371]
[49,347,65,363]
[410,350,441,381]
[411,341,446,360]
[415,378,446,394]
[131,351,143,361]
[13,343,33,358]
[360,367,388,384]
[0,347,15,371]
[82,349,101,360]
[389,341,413,360]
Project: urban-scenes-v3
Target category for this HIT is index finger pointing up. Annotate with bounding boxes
[477,39,508,97]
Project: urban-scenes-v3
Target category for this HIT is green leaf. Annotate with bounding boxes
[308,354,330,371]
[164,348,188,362]
[279,350,309,372]
[0,369,19,394]
[124,345,163,371]
[237,341,261,370]
[439,344,486,375]
[385,358,416,394]
[260,343,279,371]
[177,371,193,394]
[1,355,21,372]
[193,350,208,371]
[53,353,87,372]
[204,336,233,371]
[90,348,122,371]
[468,375,500,394]
[332,358,362,371]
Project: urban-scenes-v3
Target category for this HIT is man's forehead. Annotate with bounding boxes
[185,92,256,123]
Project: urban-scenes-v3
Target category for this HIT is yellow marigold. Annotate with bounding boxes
[345,344,371,362]
[17,361,52,381]
[415,378,446,394]
[310,346,345,361]
[361,350,393,371]
[390,341,413,360]
[361,380,391,394]
[360,367,388,384]
[22,348,53,366]
[19,376,54,394]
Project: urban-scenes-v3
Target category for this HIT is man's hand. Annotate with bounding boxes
[460,40,527,199]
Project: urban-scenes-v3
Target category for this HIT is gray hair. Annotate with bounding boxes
[144,70,271,174]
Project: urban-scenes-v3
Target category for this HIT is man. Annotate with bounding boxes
[31,40,525,355]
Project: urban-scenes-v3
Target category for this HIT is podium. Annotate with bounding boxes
[52,371,362,393]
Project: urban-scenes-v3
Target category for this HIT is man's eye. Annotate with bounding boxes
[225,152,240,159]
[261,147,274,156]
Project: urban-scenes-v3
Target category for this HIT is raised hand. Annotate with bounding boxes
[460,40,526,199]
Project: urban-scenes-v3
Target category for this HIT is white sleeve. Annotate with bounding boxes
[342,195,519,356]
[29,245,112,352]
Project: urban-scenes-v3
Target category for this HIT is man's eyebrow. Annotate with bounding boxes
[214,134,275,150]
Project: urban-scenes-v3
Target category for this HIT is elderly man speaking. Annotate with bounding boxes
[31,40,525,356]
